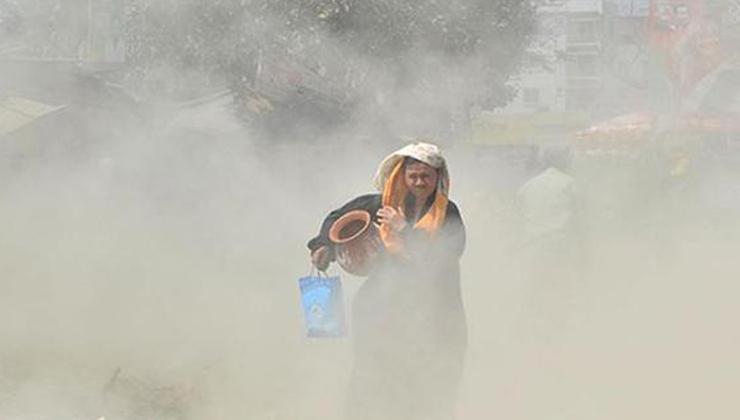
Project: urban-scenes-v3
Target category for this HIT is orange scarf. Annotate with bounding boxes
[379,160,449,256]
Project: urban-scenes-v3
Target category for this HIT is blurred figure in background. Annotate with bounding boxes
[515,146,585,338]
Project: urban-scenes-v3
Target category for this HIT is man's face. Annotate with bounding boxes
[404,161,438,201]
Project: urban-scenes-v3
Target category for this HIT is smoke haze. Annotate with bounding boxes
[1,1,740,420]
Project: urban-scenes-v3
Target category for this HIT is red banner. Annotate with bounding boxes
[647,0,706,83]
[648,0,729,96]
[648,0,705,48]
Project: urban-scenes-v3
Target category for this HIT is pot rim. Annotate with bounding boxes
[328,210,372,245]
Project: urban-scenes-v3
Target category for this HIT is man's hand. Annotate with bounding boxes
[377,206,409,233]
[311,246,331,271]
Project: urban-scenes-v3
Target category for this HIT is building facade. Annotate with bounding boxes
[471,0,656,145]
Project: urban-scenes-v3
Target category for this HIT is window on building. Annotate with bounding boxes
[567,54,598,78]
[566,88,597,110]
[568,20,599,44]
[523,88,540,107]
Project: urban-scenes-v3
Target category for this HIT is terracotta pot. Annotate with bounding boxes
[328,210,382,276]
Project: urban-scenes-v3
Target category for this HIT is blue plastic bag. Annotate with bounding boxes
[298,271,346,337]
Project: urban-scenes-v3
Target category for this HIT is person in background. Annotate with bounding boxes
[515,146,584,336]
[516,147,581,257]
[308,141,467,420]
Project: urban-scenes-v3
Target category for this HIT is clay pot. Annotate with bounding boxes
[328,210,382,276]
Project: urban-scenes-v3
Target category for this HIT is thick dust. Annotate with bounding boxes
[0,102,738,420]
[1,1,740,420]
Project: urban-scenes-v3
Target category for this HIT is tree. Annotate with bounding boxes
[125,0,537,138]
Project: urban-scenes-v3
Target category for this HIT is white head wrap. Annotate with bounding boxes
[372,142,450,196]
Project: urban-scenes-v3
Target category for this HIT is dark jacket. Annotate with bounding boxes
[308,192,467,420]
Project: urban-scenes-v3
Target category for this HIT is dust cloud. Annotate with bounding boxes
[1,1,740,420]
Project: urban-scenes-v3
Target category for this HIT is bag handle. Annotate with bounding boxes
[308,264,329,278]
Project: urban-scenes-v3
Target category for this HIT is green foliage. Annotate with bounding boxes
[125,0,536,107]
